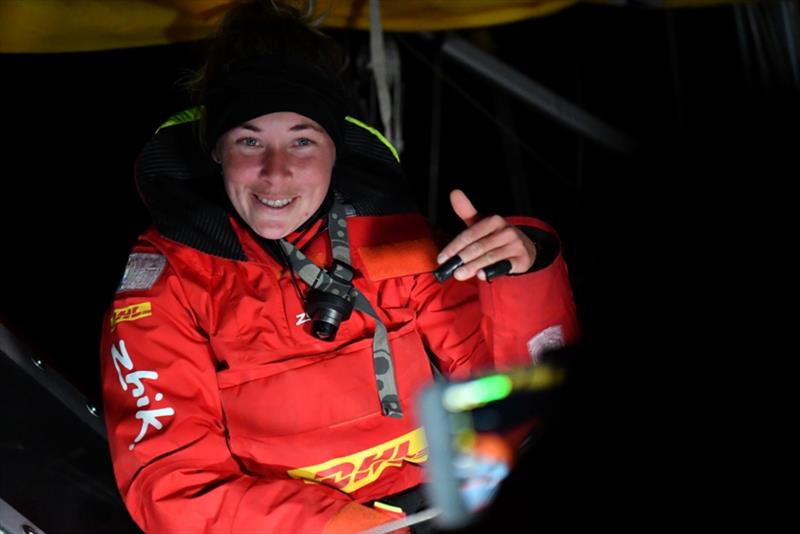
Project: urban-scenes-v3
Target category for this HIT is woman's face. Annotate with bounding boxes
[215,111,336,240]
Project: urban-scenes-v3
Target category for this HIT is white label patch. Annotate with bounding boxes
[117,253,166,293]
[527,325,565,363]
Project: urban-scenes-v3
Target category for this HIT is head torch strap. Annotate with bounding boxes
[278,201,403,418]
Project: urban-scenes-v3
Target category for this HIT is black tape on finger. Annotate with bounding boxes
[433,255,464,283]
[484,259,512,282]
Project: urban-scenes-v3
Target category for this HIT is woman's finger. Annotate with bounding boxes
[453,241,529,281]
[437,215,507,264]
[449,189,481,227]
[452,224,518,265]
[453,228,538,281]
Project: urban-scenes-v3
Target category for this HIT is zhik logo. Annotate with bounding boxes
[110,340,175,450]
[296,312,311,326]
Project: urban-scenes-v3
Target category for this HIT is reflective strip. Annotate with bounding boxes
[345,116,400,162]
[117,253,166,292]
[155,106,203,133]
[373,501,404,515]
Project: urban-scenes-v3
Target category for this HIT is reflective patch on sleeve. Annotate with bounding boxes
[117,253,166,293]
[527,325,565,363]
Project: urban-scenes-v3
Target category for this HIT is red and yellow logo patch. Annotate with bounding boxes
[287,428,428,494]
[110,302,152,331]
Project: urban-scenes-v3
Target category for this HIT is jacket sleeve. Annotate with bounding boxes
[408,266,494,380]
[409,216,579,377]
[477,215,579,369]
[100,246,350,533]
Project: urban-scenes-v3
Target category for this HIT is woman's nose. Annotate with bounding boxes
[260,149,291,181]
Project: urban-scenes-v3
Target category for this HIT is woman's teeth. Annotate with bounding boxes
[258,196,293,208]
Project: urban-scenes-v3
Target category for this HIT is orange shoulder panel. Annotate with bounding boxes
[348,214,439,281]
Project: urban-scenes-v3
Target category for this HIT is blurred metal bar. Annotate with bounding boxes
[745,2,772,88]
[780,0,800,87]
[0,498,47,534]
[0,323,106,440]
[441,33,638,155]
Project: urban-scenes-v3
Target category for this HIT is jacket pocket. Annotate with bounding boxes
[217,319,433,439]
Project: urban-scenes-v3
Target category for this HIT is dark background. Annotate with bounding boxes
[1,1,794,531]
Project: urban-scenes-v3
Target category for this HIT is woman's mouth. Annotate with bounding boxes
[256,195,295,209]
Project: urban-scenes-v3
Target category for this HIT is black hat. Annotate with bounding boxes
[204,56,346,151]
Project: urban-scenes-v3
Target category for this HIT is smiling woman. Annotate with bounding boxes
[98,1,578,533]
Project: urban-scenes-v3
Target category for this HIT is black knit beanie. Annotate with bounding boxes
[204,56,347,151]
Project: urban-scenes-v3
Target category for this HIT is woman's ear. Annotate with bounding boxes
[211,147,222,164]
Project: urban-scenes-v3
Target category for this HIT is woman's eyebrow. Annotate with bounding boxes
[235,122,322,133]
[289,123,323,132]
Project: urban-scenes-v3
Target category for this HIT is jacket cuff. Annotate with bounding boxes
[517,225,560,273]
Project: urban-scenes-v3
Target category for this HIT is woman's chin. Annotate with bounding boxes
[253,222,292,240]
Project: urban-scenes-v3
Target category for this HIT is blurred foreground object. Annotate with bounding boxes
[417,360,567,529]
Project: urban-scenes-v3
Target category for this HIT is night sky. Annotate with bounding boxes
[1,2,794,529]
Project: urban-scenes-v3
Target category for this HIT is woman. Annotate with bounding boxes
[101,2,578,532]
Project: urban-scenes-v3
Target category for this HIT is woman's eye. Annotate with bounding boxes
[295,138,313,147]
[238,137,259,147]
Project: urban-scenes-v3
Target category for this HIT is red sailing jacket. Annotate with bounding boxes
[100,210,578,533]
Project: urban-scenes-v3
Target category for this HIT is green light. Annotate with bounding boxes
[442,374,512,411]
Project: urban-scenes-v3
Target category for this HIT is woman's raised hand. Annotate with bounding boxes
[436,189,537,282]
